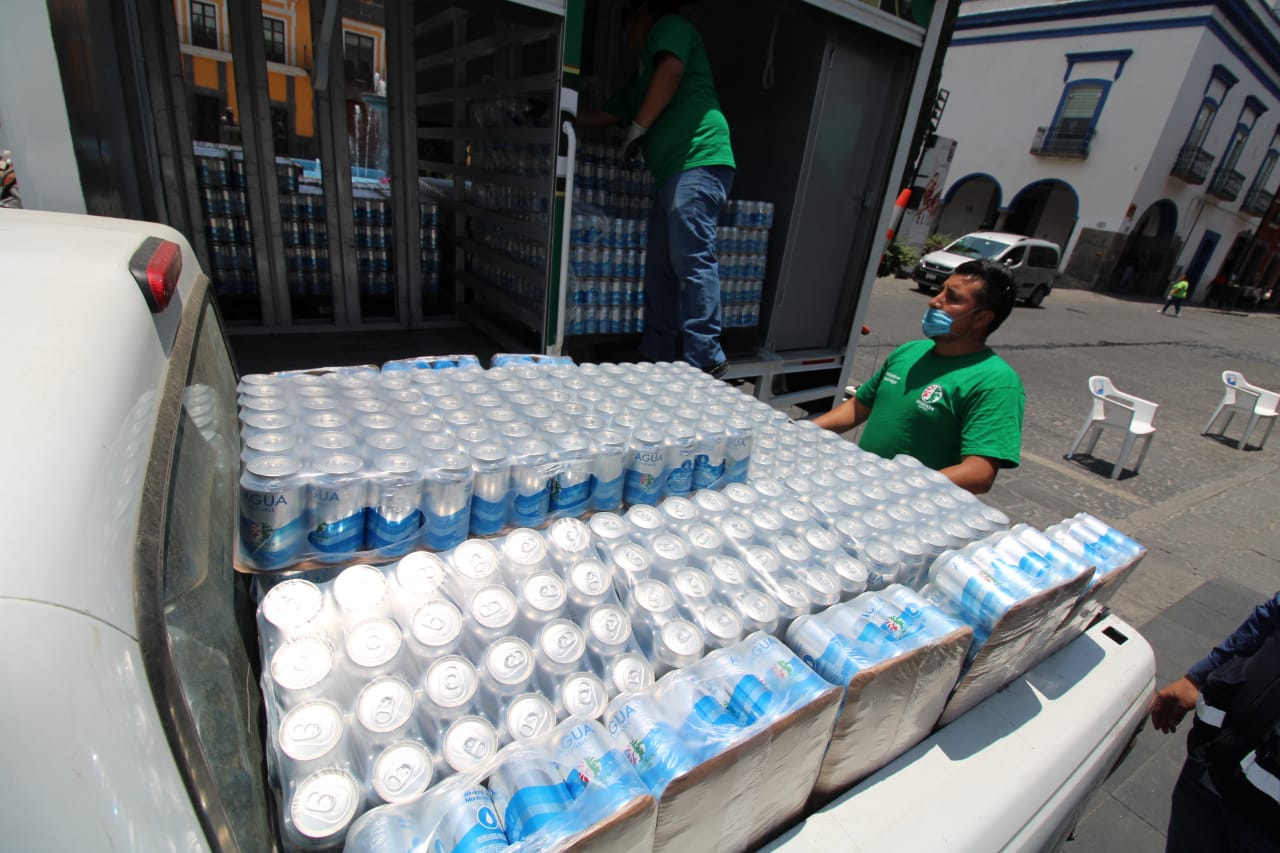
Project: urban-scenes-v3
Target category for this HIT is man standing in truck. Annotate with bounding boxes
[813,260,1024,495]
[578,0,736,378]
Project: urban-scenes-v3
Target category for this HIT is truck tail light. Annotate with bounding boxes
[129,237,183,312]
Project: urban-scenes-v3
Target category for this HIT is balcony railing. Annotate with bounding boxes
[1030,126,1095,158]
[1241,186,1274,216]
[1208,167,1246,202]
[1171,145,1214,184]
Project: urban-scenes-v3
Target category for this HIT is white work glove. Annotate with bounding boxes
[623,121,648,168]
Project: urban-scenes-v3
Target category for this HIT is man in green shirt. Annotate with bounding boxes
[1160,277,1190,317]
[814,260,1025,494]
[578,0,736,376]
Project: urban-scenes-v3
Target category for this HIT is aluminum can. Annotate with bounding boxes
[278,699,347,778]
[366,453,424,553]
[487,753,574,842]
[623,504,664,543]
[692,488,730,517]
[240,455,305,569]
[607,652,655,698]
[366,432,410,455]
[420,655,481,726]
[609,542,652,585]
[468,442,511,536]
[661,424,697,498]
[465,584,518,654]
[556,672,608,721]
[518,570,568,630]
[450,539,501,590]
[442,716,499,775]
[566,559,614,616]
[699,604,745,649]
[482,636,536,706]
[344,616,404,680]
[546,517,593,565]
[672,567,715,611]
[241,431,298,466]
[627,579,677,642]
[354,676,417,745]
[623,428,665,505]
[550,433,592,516]
[589,429,628,511]
[501,527,549,583]
[508,439,553,528]
[587,512,628,550]
[724,417,754,484]
[658,496,698,530]
[306,453,366,556]
[707,555,749,596]
[735,590,780,636]
[371,740,434,805]
[332,564,388,616]
[407,599,463,664]
[653,618,704,674]
[501,692,557,745]
[270,635,336,707]
[421,451,473,551]
[307,431,358,461]
[604,691,697,791]
[535,618,587,681]
[830,555,870,598]
[692,421,728,490]
[649,533,690,579]
[285,769,361,851]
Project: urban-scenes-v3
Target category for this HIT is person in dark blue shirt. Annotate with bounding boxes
[1151,592,1280,851]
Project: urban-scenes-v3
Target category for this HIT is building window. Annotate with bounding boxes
[1255,150,1278,190]
[1221,124,1251,175]
[344,32,375,87]
[263,17,286,64]
[1184,99,1218,151]
[190,1,218,50]
[1047,80,1108,147]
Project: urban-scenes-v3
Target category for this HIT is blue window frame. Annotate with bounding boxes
[1046,78,1109,149]
[1185,98,1218,150]
[1254,149,1278,190]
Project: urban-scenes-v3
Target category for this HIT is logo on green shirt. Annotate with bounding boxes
[920,384,944,404]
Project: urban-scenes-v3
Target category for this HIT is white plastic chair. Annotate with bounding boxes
[1065,376,1159,479]
[1203,370,1280,449]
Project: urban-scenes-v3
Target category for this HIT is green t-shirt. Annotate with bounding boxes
[854,339,1025,471]
[604,15,735,187]
[1169,279,1189,298]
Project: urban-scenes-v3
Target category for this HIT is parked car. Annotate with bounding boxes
[915,231,1062,307]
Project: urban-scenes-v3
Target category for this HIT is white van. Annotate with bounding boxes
[915,232,1062,307]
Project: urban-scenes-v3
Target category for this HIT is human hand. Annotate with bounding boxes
[623,122,648,168]
[1150,675,1199,733]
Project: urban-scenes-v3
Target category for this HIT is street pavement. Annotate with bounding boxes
[851,276,1280,850]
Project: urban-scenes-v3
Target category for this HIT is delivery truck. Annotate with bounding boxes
[0,209,1155,851]
[21,0,952,408]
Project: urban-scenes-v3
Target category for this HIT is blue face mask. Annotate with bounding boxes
[922,307,954,338]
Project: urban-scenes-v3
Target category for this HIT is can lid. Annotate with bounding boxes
[693,489,730,514]
[279,700,344,760]
[753,477,785,498]
[634,579,675,613]
[775,536,811,564]
[290,769,360,841]
[432,451,470,474]
[588,512,626,541]
[660,619,704,658]
[745,546,781,575]
[804,527,839,553]
[309,431,357,453]
[631,427,663,446]
[271,636,334,691]
[443,716,498,773]
[673,568,712,600]
[245,455,302,479]
[865,541,898,567]
[452,540,500,582]
[315,452,364,476]
[560,673,608,719]
[372,741,434,804]
[832,556,870,587]
[651,533,688,563]
[686,523,723,552]
[395,552,448,597]
[471,585,517,630]
[940,519,971,542]
[409,416,446,434]
[587,604,632,647]
[569,559,610,599]
[739,590,780,626]
[357,413,398,431]
[612,543,651,576]
[425,656,479,708]
[503,529,548,567]
[506,693,556,742]
[333,565,387,612]
[486,637,535,686]
[701,605,744,642]
[625,504,663,530]
[523,572,567,614]
[245,432,296,454]
[260,579,323,632]
[374,452,420,475]
[356,677,415,733]
[709,555,746,587]
[469,442,509,465]
[368,433,411,453]
[539,619,587,664]
[411,599,462,648]
[346,617,403,668]
[666,422,695,440]
[723,483,758,506]
[661,496,696,521]
[777,500,813,524]
[750,508,783,532]
[775,580,810,609]
[801,568,840,600]
[512,438,552,460]
[242,411,294,430]
[548,517,592,556]
[719,515,755,542]
[594,429,627,450]
[609,653,655,695]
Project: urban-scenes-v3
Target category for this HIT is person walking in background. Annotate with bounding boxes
[1160,277,1190,317]
[576,0,736,377]
[1151,591,1280,852]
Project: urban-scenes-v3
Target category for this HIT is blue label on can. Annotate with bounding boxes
[425,505,470,551]
[469,494,507,535]
[308,510,366,553]
[449,806,507,853]
[590,474,623,511]
[726,675,772,725]
[623,469,662,505]
[665,462,693,496]
[692,455,726,490]
[510,486,550,527]
[239,511,306,568]
[501,784,572,842]
[725,457,750,485]
[626,720,698,791]
[367,508,424,548]
[550,479,590,515]
[801,636,860,686]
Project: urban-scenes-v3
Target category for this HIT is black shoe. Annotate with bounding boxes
[704,360,728,380]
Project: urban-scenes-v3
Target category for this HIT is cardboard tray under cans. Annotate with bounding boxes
[745,682,844,850]
[1040,549,1147,662]
[651,726,774,853]
[812,624,972,799]
[546,795,658,853]
[938,567,1094,727]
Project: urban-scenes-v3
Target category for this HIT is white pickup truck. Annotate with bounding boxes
[0,210,1155,851]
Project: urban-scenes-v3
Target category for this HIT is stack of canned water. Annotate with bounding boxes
[718,199,775,329]
[194,144,258,299]
[469,219,548,303]
[351,188,396,300]
[566,210,648,335]
[420,200,446,299]
[574,140,655,218]
[237,359,762,571]
[469,140,555,179]
[280,187,332,299]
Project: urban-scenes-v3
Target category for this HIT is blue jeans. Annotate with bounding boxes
[641,165,735,369]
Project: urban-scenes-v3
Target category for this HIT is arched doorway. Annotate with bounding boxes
[1004,179,1079,250]
[1108,199,1179,295]
[936,174,1001,239]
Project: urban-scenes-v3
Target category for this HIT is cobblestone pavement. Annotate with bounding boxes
[850,277,1280,850]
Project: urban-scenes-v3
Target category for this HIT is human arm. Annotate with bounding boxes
[576,108,623,130]
[633,52,685,129]
[813,397,872,432]
[940,455,1001,495]
[1151,676,1199,733]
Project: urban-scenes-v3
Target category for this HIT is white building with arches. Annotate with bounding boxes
[932,0,1280,301]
